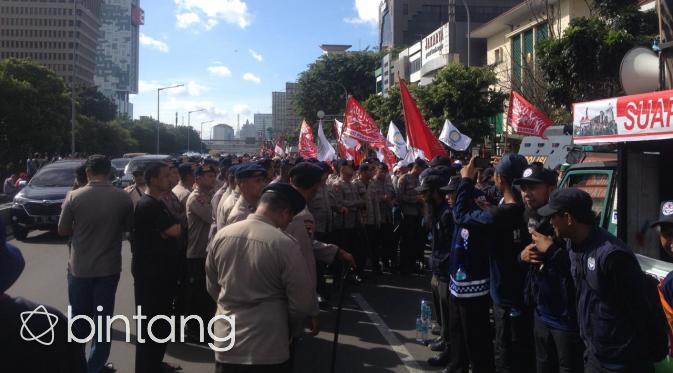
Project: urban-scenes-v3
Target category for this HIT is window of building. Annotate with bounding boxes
[510,23,547,93]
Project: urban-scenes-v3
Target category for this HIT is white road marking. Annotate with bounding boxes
[351,293,425,373]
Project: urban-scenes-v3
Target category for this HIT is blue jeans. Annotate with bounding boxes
[67,273,120,373]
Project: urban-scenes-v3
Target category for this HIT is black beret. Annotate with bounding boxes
[262,183,306,214]
[235,163,267,179]
[414,158,429,168]
[289,162,324,185]
[195,163,217,175]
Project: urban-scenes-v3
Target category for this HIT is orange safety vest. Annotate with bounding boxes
[658,282,673,357]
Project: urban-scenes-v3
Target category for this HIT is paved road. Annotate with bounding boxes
[7,231,442,373]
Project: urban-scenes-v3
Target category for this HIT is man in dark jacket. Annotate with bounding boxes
[515,165,584,373]
[456,154,534,373]
[539,188,655,373]
[418,168,453,366]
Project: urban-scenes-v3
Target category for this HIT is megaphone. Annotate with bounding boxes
[620,46,670,95]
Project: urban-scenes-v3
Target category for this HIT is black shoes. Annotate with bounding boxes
[429,339,446,352]
[427,349,450,367]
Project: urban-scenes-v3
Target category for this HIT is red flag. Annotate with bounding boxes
[507,91,552,138]
[334,119,361,161]
[399,80,448,160]
[298,120,317,159]
[344,96,387,148]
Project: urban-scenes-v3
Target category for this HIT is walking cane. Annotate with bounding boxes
[330,263,352,373]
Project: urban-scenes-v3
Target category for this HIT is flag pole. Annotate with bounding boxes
[504,91,513,154]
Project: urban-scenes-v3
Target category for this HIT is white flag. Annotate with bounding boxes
[439,119,472,152]
[317,120,336,161]
[274,143,285,157]
[386,121,408,159]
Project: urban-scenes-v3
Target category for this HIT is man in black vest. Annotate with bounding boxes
[538,188,655,373]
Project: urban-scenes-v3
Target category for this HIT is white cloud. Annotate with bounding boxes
[233,104,251,116]
[242,73,261,84]
[249,49,263,62]
[208,65,232,77]
[138,80,207,97]
[345,0,380,26]
[139,33,169,52]
[174,0,252,30]
[176,12,201,28]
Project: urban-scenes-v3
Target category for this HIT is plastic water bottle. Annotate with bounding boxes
[415,317,425,342]
[420,300,432,322]
[455,266,467,281]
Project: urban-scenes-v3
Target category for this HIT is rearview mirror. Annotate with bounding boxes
[18,180,27,189]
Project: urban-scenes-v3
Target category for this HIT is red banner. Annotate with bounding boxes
[507,91,552,138]
[573,89,673,144]
[344,96,387,148]
[399,79,448,160]
[298,120,317,159]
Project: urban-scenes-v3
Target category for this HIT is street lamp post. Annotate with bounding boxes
[156,84,184,153]
[200,120,214,154]
[187,108,206,152]
[459,0,471,66]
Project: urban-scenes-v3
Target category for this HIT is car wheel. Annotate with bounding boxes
[12,226,28,240]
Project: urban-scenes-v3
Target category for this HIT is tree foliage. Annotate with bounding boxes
[536,2,657,110]
[78,86,117,122]
[294,51,383,124]
[0,58,70,163]
[364,64,506,143]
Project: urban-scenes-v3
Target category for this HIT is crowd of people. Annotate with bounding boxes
[1,150,673,373]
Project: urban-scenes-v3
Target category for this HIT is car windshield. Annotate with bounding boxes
[111,159,130,169]
[29,167,77,187]
[126,158,169,174]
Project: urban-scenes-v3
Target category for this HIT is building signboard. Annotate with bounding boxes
[422,24,449,65]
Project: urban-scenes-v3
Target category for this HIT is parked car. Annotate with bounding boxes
[111,158,131,177]
[9,159,84,240]
[119,154,173,188]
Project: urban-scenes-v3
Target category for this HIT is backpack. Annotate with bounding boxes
[641,272,670,362]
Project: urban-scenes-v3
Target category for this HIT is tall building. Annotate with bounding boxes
[238,120,257,140]
[0,0,104,86]
[272,82,301,137]
[94,0,143,117]
[376,0,520,94]
[253,113,273,140]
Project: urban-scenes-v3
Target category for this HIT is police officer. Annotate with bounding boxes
[374,163,397,272]
[397,158,428,274]
[125,165,147,209]
[538,188,660,373]
[331,160,365,283]
[226,163,267,225]
[215,165,243,231]
[457,154,534,373]
[515,165,584,373]
[173,162,195,209]
[184,163,218,338]
[446,174,494,373]
[354,163,382,274]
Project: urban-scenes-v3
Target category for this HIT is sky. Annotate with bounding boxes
[131,0,380,139]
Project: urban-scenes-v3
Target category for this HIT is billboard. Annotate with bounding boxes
[422,24,449,64]
[573,89,673,144]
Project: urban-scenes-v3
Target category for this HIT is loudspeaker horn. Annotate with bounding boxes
[620,46,670,95]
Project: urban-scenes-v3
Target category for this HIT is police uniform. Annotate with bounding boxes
[124,184,147,209]
[397,165,423,274]
[215,189,240,231]
[185,185,216,330]
[331,175,364,272]
[353,174,382,272]
[308,184,336,242]
[172,181,192,210]
[375,173,396,269]
[226,196,255,226]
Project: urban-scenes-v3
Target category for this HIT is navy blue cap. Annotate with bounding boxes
[538,188,595,223]
[195,163,217,176]
[513,164,557,186]
[414,158,429,169]
[430,156,451,167]
[178,162,194,178]
[262,183,306,214]
[651,201,673,228]
[235,163,267,179]
[336,159,354,172]
[289,162,323,185]
[417,167,452,192]
[219,157,232,168]
[440,175,462,192]
[495,153,528,183]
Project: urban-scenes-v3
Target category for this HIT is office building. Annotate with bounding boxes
[238,120,257,140]
[0,0,104,86]
[272,82,301,137]
[94,0,143,116]
[253,113,273,140]
[376,0,520,94]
